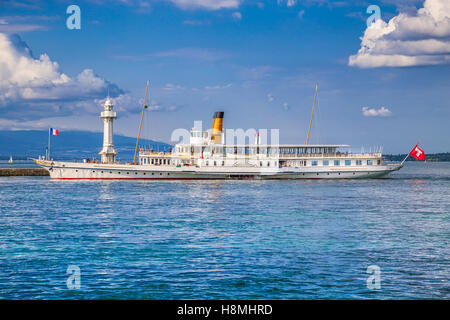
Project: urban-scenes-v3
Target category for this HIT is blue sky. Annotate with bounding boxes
[0,0,449,153]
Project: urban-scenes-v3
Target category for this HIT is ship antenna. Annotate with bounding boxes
[133,80,150,165]
[306,83,318,145]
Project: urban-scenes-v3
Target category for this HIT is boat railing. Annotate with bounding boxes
[153,152,382,159]
[278,153,382,158]
[139,151,172,157]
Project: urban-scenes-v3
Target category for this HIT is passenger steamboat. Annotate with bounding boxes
[35,83,403,180]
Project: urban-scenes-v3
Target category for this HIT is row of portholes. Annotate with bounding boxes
[300,172,361,176]
[74,169,169,176]
[71,169,368,176]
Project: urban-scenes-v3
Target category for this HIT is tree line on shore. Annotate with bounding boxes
[383,153,450,162]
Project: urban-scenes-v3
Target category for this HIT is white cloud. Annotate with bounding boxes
[232,12,242,20]
[164,83,185,91]
[152,47,229,61]
[147,102,180,112]
[239,65,278,80]
[267,93,274,102]
[298,10,305,19]
[92,0,239,12]
[0,15,54,33]
[362,106,392,117]
[283,102,289,110]
[182,19,210,25]
[0,33,123,119]
[277,0,298,7]
[349,0,450,68]
[204,83,232,90]
[168,0,240,10]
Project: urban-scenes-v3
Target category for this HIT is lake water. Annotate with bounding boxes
[0,162,448,299]
[0,160,39,169]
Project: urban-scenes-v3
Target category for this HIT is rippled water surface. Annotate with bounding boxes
[0,162,449,299]
[0,160,39,169]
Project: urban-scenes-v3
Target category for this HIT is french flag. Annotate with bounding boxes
[50,128,59,136]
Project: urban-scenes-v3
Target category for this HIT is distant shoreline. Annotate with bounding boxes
[384,153,450,162]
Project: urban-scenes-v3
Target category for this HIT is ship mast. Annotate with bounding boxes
[133,81,150,165]
[306,83,318,145]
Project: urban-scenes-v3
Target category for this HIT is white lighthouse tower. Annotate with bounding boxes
[99,97,117,163]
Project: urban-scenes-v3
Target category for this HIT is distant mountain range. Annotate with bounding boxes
[0,130,172,161]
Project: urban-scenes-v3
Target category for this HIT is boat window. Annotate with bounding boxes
[312,160,318,166]
[377,160,381,165]
[323,160,329,166]
[334,160,340,166]
[367,160,373,165]
[345,160,351,166]
[356,160,362,166]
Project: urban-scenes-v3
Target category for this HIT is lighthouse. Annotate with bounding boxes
[99,97,117,163]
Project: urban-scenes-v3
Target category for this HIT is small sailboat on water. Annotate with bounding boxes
[8,156,13,164]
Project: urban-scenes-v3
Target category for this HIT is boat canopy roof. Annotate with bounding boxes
[176,144,351,148]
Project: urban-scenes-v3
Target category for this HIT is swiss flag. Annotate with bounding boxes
[409,144,426,161]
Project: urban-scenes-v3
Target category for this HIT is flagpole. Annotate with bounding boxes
[133,80,150,165]
[48,128,51,160]
[400,153,409,166]
[306,83,318,145]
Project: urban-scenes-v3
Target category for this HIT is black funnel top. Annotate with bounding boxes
[213,111,224,119]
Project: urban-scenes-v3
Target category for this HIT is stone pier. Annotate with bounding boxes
[0,168,49,176]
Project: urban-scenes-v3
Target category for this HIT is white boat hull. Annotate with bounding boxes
[35,160,402,180]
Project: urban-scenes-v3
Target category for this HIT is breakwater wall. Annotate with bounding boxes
[0,168,49,176]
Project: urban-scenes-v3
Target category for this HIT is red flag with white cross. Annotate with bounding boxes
[409,144,426,161]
